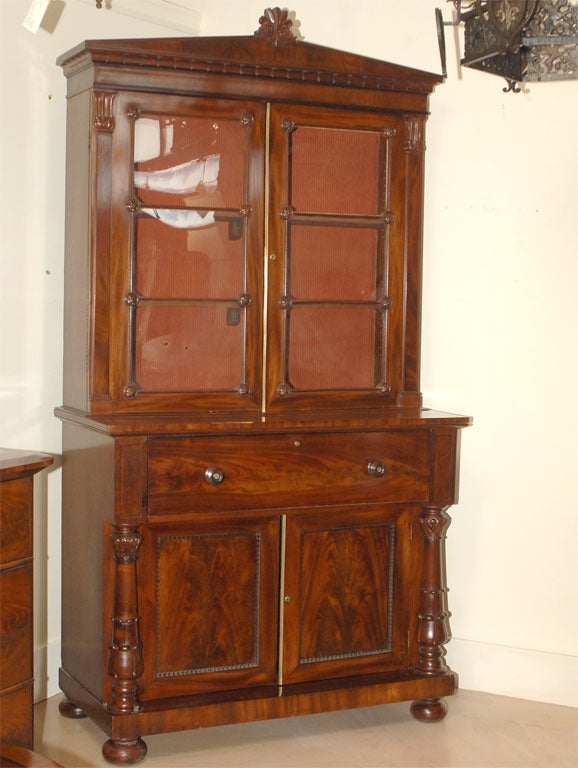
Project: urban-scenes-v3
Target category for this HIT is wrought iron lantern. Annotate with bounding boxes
[436,0,578,91]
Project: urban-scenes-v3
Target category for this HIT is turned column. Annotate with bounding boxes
[103,524,147,764]
[411,505,452,722]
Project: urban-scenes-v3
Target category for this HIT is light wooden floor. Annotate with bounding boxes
[34,690,577,768]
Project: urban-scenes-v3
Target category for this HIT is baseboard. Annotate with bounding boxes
[34,639,62,702]
[447,637,578,708]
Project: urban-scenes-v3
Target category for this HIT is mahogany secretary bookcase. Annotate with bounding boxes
[55,9,471,764]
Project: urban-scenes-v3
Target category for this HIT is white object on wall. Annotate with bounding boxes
[22,0,51,32]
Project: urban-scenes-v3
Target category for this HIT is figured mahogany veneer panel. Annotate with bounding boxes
[138,516,279,698]
[156,532,260,674]
[298,524,394,658]
[147,431,430,515]
[283,505,412,684]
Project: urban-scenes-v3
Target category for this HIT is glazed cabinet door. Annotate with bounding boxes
[265,104,410,412]
[106,92,266,413]
[136,515,280,699]
[281,505,414,685]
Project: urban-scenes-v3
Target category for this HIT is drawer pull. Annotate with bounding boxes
[367,460,386,478]
[204,467,225,485]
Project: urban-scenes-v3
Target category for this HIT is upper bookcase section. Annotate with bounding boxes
[57,7,443,112]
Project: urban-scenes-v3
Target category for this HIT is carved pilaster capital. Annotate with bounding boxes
[404,115,427,154]
[93,92,115,132]
[419,507,451,542]
[110,530,143,564]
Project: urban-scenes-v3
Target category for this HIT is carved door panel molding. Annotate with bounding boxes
[137,516,280,699]
[281,505,414,685]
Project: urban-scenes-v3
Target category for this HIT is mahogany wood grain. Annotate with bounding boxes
[147,431,430,514]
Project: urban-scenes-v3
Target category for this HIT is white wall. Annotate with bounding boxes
[1,0,576,707]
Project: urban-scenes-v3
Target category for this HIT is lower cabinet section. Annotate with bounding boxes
[136,505,414,699]
[58,422,464,765]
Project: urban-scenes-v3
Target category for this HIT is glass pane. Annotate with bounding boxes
[290,126,380,215]
[136,216,243,299]
[135,306,243,392]
[134,115,245,208]
[289,307,376,390]
[290,226,378,301]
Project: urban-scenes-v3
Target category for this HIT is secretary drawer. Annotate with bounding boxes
[147,431,430,514]
[0,477,32,566]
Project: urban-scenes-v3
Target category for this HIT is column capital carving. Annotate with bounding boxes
[110,529,143,564]
[93,91,115,132]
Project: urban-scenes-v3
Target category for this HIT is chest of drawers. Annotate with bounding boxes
[0,449,53,749]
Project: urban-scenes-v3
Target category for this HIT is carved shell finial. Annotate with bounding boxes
[255,7,296,46]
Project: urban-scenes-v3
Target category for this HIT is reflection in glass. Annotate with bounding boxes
[135,154,220,196]
[134,115,245,208]
[129,111,250,394]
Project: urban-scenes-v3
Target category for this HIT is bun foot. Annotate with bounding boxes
[102,738,147,766]
[58,698,87,719]
[410,697,448,722]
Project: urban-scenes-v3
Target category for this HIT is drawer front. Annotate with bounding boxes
[0,683,33,748]
[0,477,32,566]
[0,563,33,691]
[148,431,430,514]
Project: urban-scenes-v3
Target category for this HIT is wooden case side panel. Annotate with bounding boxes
[62,91,91,413]
[430,429,460,506]
[60,423,115,700]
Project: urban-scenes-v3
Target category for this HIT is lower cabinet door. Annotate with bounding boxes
[282,505,414,685]
[137,514,280,699]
